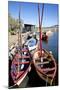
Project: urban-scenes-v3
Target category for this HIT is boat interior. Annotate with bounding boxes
[34,50,56,79]
[11,46,31,82]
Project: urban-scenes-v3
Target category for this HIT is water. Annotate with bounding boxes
[42,31,58,63]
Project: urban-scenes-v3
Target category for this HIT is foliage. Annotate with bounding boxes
[8,13,19,31]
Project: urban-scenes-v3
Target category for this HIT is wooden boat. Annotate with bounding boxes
[33,4,57,85]
[9,8,31,88]
[10,46,31,87]
[33,49,57,85]
[42,32,48,41]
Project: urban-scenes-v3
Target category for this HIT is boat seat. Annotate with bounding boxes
[37,61,50,65]
[41,67,55,72]
[47,74,54,78]
[17,55,30,59]
[13,61,30,65]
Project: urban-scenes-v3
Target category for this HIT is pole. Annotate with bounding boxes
[19,7,22,49]
[17,6,22,75]
[41,4,44,27]
[38,4,42,56]
[38,4,44,56]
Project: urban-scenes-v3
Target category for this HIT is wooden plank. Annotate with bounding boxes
[13,61,30,64]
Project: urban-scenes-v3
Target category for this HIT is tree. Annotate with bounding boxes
[8,13,24,33]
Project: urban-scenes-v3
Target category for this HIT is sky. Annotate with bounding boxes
[8,1,59,27]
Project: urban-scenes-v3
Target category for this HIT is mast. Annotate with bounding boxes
[17,6,22,75]
[38,4,44,56]
[19,7,22,49]
[41,4,44,27]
